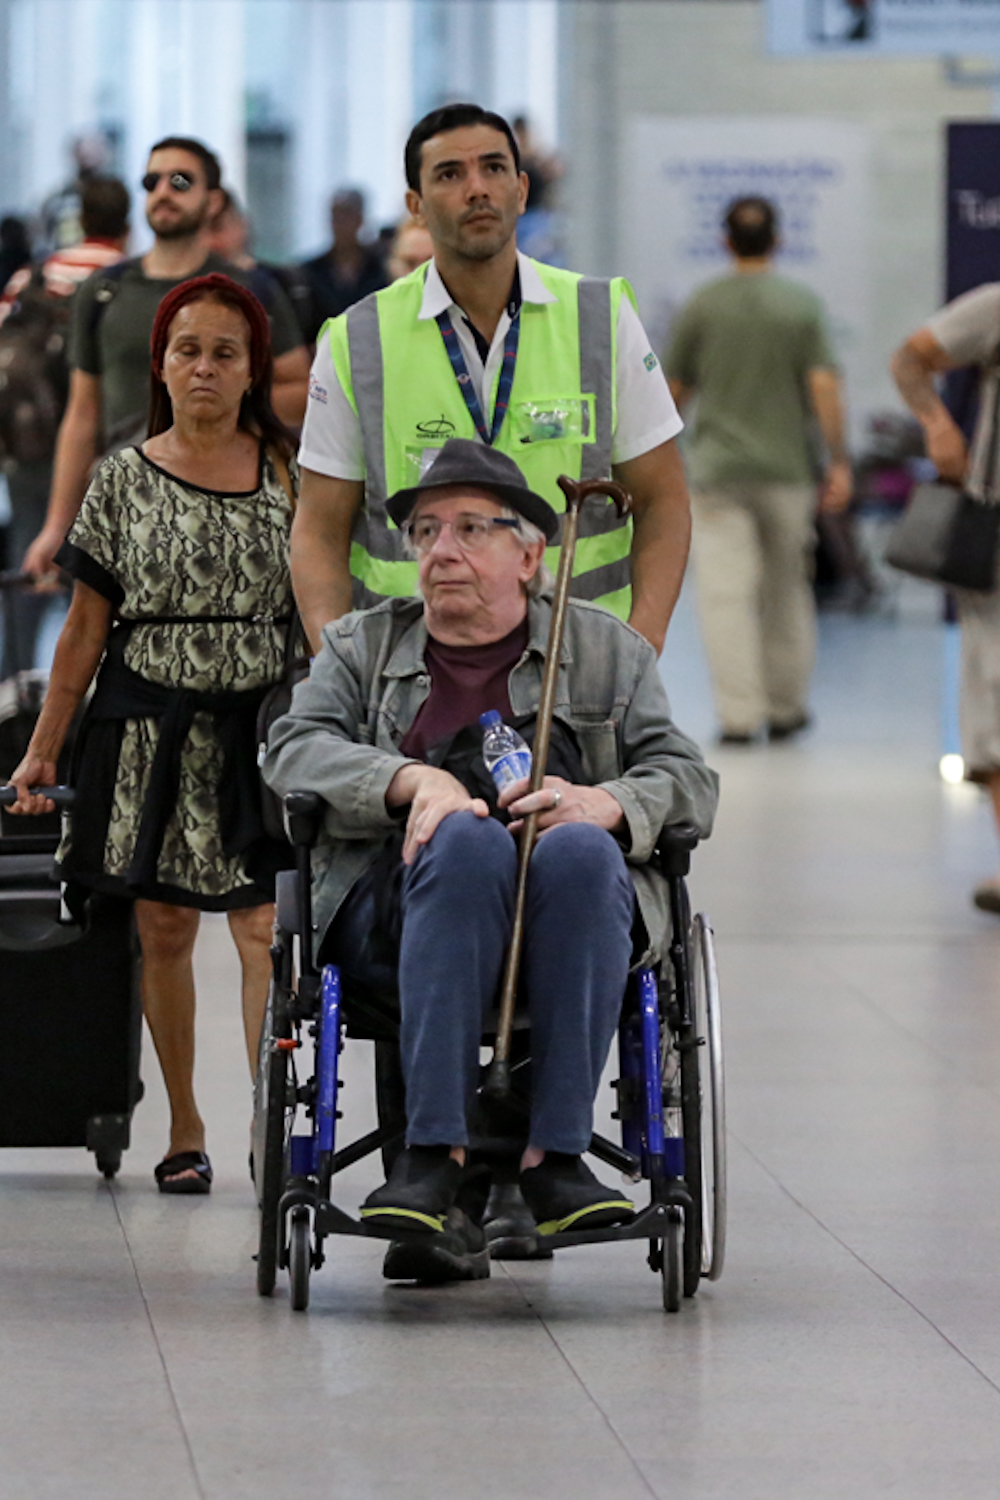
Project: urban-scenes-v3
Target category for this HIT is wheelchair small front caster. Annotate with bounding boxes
[660,1210,683,1313]
[289,1206,312,1311]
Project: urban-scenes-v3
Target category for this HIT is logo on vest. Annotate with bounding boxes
[415,416,457,438]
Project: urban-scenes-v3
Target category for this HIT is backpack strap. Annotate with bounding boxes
[87,256,136,338]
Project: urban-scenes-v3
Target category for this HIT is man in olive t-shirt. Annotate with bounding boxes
[666,196,851,742]
[24,135,310,580]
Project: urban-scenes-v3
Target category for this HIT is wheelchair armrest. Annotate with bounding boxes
[654,822,701,878]
[283,790,325,849]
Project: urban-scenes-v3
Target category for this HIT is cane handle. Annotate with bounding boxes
[557,475,631,518]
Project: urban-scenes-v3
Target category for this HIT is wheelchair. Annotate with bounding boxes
[252,791,726,1314]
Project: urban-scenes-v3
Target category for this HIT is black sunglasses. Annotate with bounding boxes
[142,170,195,194]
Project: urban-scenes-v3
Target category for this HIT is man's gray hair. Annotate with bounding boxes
[500,506,554,598]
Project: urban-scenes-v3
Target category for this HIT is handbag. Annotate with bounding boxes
[885,363,1000,592]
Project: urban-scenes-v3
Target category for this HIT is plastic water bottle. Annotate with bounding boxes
[480,710,532,793]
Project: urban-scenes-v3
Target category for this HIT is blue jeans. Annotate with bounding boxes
[329,811,634,1155]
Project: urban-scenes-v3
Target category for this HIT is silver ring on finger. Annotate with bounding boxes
[551,789,562,809]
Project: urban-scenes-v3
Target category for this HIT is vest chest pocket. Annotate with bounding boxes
[510,396,595,447]
[571,718,620,783]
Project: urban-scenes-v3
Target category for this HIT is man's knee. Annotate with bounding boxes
[530,822,630,898]
[409,810,515,894]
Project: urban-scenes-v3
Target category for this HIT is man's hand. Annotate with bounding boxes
[924,411,969,484]
[819,458,854,513]
[499,774,624,836]
[385,763,489,864]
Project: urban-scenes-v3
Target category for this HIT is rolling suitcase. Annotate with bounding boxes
[0,795,144,1178]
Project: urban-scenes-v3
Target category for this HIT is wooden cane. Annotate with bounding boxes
[484,474,632,1099]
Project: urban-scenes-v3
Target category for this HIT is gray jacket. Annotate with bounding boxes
[263,595,719,962]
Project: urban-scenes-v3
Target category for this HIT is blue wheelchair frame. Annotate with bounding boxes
[253,792,724,1313]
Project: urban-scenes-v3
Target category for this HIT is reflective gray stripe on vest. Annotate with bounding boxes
[577,277,613,484]
[568,556,630,605]
[347,296,412,567]
[348,297,386,507]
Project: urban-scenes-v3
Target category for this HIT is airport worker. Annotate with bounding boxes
[292,102,689,657]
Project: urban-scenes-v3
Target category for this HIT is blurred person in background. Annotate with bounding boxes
[39,133,109,254]
[893,288,1000,914]
[23,137,309,582]
[666,196,852,744]
[0,178,130,677]
[386,216,433,281]
[208,187,315,346]
[0,218,31,292]
[299,188,387,343]
[511,114,562,264]
[6,274,297,1193]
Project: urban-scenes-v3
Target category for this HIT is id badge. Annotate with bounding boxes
[510,396,595,446]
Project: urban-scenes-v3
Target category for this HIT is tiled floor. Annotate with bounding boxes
[4,584,1000,1499]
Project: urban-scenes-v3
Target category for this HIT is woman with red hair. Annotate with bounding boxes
[6,274,296,1194]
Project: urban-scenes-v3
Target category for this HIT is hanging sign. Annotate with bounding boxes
[768,0,1000,55]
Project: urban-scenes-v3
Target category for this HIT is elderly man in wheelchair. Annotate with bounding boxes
[263,439,719,1288]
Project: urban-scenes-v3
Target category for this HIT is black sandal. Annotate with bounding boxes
[154,1150,213,1195]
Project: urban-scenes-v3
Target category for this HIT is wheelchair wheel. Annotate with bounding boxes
[661,1210,683,1313]
[288,1206,311,1312]
[692,912,726,1283]
[254,972,294,1298]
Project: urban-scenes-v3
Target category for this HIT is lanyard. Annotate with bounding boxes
[435,305,520,446]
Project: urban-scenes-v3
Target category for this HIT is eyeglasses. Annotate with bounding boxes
[142,170,195,194]
[404,513,521,554]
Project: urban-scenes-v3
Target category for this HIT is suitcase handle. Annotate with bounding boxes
[0,785,75,808]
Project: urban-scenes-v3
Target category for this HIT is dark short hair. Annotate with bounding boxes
[404,104,520,192]
[724,196,778,258]
[80,177,130,239]
[148,136,222,191]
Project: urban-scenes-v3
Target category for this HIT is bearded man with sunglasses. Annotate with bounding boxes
[24,136,310,580]
[265,438,717,1283]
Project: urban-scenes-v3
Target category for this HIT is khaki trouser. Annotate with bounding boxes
[691,482,816,735]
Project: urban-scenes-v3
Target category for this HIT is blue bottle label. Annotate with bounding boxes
[491,749,532,791]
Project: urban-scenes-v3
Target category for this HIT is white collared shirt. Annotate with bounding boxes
[300,249,682,480]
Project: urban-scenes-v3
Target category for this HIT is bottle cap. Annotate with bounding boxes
[479,710,502,728]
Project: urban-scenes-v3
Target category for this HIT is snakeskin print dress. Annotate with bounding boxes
[60,445,294,908]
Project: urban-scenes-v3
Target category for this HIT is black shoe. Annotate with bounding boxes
[717,729,758,746]
[483,1180,553,1260]
[360,1145,462,1235]
[520,1153,635,1236]
[768,712,811,741]
[382,1206,491,1283]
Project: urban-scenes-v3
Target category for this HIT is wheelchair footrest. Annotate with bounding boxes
[541,1201,682,1251]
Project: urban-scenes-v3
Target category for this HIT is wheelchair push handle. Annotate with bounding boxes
[656,823,701,879]
[284,790,324,848]
[0,784,75,809]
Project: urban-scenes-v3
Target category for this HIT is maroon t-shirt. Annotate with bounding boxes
[400,619,529,761]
